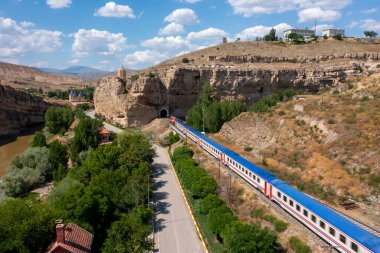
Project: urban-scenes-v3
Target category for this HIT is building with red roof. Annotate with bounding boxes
[46,220,93,253]
[98,127,110,144]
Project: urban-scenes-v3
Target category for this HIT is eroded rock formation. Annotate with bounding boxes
[0,84,50,137]
[94,61,371,127]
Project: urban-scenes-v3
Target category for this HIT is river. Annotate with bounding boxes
[0,126,43,177]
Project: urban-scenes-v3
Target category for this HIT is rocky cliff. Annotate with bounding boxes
[0,84,50,137]
[94,41,380,126]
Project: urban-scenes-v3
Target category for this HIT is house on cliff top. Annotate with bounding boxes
[46,220,93,253]
[117,65,126,79]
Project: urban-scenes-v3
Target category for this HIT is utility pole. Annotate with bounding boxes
[202,106,205,134]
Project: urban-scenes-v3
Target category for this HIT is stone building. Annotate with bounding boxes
[117,65,127,79]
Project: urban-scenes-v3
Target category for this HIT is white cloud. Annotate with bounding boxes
[298,7,341,23]
[19,21,35,28]
[0,17,62,57]
[46,0,71,9]
[72,29,127,56]
[187,27,228,42]
[348,21,358,28]
[359,19,380,31]
[142,36,189,52]
[164,8,199,25]
[69,58,79,64]
[159,22,185,35]
[236,23,291,39]
[361,8,377,14]
[34,60,49,67]
[94,2,136,18]
[226,0,350,17]
[123,50,167,68]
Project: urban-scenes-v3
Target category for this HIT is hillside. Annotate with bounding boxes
[215,71,380,227]
[37,66,137,80]
[94,40,380,127]
[0,61,86,91]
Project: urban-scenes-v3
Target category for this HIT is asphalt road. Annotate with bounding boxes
[153,145,205,253]
[84,111,204,252]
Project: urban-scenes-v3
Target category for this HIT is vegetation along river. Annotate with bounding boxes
[0,126,43,177]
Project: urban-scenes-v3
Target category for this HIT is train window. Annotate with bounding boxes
[257,178,261,183]
[296,205,300,212]
[320,221,325,229]
[303,209,308,217]
[329,227,335,236]
[311,215,316,223]
[253,175,256,180]
[249,172,252,177]
[340,234,346,244]
[351,242,358,252]
[289,199,294,207]
[283,195,287,202]
[277,192,281,198]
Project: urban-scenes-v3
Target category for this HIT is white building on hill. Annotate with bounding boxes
[284,28,315,41]
[322,29,345,37]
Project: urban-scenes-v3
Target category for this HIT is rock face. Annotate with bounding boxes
[0,84,50,137]
[94,61,369,127]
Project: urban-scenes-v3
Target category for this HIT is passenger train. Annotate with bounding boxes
[169,116,380,253]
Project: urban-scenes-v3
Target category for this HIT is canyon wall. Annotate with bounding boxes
[0,84,50,137]
[94,60,369,127]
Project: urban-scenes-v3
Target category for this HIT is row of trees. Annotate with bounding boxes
[171,147,280,252]
[187,83,247,133]
[0,130,155,252]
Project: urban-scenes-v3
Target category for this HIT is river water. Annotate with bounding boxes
[0,127,42,177]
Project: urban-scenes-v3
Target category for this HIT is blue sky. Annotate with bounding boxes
[0,0,379,71]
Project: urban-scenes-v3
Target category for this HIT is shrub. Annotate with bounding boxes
[333,34,343,40]
[182,57,190,63]
[327,119,335,124]
[30,131,47,147]
[199,194,225,214]
[251,207,265,218]
[244,146,253,152]
[274,219,288,232]
[289,236,311,253]
[359,167,371,174]
[2,147,52,197]
[208,206,237,236]
[148,72,156,78]
[162,132,180,146]
[264,215,277,223]
[130,74,139,81]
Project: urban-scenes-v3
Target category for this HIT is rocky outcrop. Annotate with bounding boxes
[94,62,367,127]
[0,84,50,137]
[208,53,380,64]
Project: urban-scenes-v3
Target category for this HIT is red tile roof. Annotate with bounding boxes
[46,223,93,253]
[99,128,110,135]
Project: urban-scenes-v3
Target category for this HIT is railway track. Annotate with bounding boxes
[170,124,380,251]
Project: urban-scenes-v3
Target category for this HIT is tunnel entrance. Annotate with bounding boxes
[159,108,168,118]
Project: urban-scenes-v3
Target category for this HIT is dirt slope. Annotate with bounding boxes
[215,71,380,227]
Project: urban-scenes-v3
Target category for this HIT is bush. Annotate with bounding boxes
[333,34,343,40]
[2,147,52,197]
[289,236,311,253]
[251,207,265,218]
[199,194,225,214]
[244,146,253,152]
[45,107,74,134]
[162,132,180,146]
[327,119,335,124]
[248,88,298,113]
[274,219,288,232]
[30,131,47,147]
[182,57,190,63]
[208,206,237,236]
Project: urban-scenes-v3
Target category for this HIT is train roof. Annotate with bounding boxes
[271,179,380,252]
[176,119,380,252]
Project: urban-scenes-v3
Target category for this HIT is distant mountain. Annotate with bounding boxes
[36,66,137,80]
[0,61,85,91]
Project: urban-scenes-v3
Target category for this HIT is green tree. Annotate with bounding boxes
[0,198,56,253]
[102,206,153,253]
[364,31,378,38]
[199,194,225,214]
[333,34,343,40]
[70,116,102,161]
[208,206,237,236]
[49,140,68,172]
[222,222,278,253]
[45,107,74,134]
[264,28,278,41]
[30,131,47,147]
[117,131,156,165]
[2,147,52,197]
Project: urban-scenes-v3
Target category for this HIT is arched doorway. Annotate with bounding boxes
[159,108,168,118]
